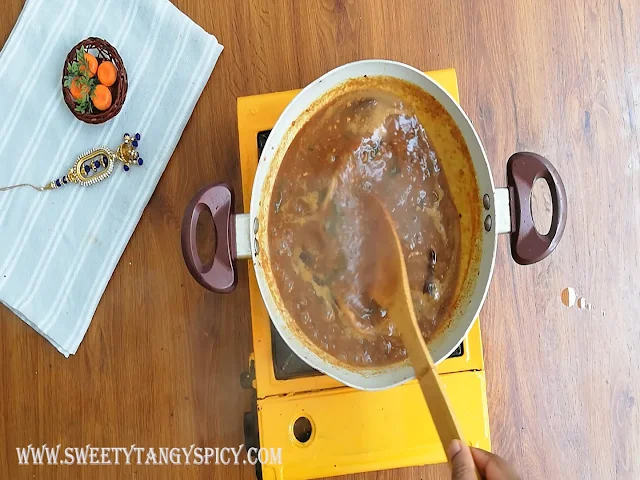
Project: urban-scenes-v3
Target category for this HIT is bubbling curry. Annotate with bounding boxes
[268,77,475,367]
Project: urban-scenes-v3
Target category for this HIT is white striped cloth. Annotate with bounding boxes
[0,0,223,356]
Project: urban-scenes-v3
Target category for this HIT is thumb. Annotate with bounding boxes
[448,440,479,480]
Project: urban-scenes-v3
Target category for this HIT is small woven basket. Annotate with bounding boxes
[61,37,128,125]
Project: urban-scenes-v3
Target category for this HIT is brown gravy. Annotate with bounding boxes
[268,80,463,367]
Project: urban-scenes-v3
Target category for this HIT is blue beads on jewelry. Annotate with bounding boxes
[84,165,91,175]
[55,179,61,187]
[103,156,109,167]
[62,176,68,184]
[135,133,141,141]
[132,140,139,148]
[138,158,144,166]
[94,160,101,169]
[124,165,130,172]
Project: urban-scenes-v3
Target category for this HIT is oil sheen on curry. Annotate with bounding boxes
[268,77,469,367]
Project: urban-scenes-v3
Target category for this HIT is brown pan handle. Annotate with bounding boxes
[181,183,238,293]
[506,152,567,265]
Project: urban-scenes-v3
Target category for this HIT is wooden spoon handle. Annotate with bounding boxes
[400,321,465,444]
[366,196,482,478]
[398,313,482,480]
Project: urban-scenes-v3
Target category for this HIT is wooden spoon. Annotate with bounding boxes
[366,197,480,477]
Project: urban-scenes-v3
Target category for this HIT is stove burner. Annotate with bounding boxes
[271,323,321,380]
[257,130,270,155]
[257,130,464,381]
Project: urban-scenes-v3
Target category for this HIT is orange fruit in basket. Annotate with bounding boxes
[69,77,89,100]
[97,61,117,87]
[80,52,98,78]
[92,84,112,111]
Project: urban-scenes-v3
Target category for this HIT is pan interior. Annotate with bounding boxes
[259,75,482,374]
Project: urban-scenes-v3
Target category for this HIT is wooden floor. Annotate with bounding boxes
[1,0,639,478]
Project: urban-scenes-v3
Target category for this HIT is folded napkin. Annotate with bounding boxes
[0,0,223,356]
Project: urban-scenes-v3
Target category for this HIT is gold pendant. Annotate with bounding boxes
[0,133,143,193]
[46,133,143,190]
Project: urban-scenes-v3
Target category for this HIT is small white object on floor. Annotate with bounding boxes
[561,287,577,307]
[561,287,595,312]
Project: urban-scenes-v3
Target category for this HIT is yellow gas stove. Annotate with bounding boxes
[238,68,490,480]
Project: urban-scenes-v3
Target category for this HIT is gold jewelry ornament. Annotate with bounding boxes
[0,133,143,192]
